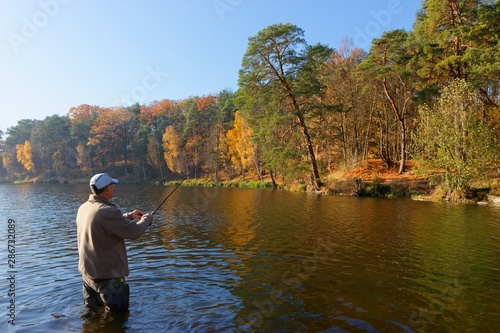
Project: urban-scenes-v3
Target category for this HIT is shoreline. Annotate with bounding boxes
[2,175,499,206]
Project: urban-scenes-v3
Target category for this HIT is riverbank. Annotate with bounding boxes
[320,159,500,204]
[2,160,499,204]
[168,160,500,204]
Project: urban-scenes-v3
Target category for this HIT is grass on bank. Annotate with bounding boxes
[164,178,272,189]
[4,159,499,203]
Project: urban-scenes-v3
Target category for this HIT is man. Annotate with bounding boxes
[76,173,154,312]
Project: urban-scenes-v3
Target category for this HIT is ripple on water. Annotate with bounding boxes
[0,185,499,332]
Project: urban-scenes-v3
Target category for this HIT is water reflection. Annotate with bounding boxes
[0,184,499,332]
[80,309,129,333]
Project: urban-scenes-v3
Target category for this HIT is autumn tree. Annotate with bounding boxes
[4,119,39,176]
[88,107,136,174]
[141,99,182,178]
[412,0,485,99]
[68,104,101,142]
[413,79,499,200]
[146,134,162,177]
[181,96,218,178]
[2,155,17,177]
[237,80,307,187]
[67,104,101,177]
[464,1,500,140]
[16,140,34,172]
[162,125,185,174]
[213,90,238,181]
[226,110,256,178]
[130,123,149,180]
[238,23,332,188]
[322,39,369,169]
[31,115,71,176]
[75,143,92,177]
[465,1,500,105]
[195,95,220,180]
[124,103,146,177]
[358,29,418,173]
[410,0,500,180]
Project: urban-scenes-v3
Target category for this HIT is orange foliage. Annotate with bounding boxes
[88,107,132,151]
[347,159,417,181]
[194,95,216,113]
[140,99,179,123]
[67,104,102,122]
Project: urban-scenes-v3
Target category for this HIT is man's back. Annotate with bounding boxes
[77,194,129,279]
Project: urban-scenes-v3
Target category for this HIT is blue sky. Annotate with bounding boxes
[0,0,422,134]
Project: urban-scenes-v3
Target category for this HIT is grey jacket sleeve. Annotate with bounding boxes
[104,208,152,240]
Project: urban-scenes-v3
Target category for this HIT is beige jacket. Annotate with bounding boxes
[76,194,152,279]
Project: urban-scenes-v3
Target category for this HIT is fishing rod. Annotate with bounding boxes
[151,174,189,215]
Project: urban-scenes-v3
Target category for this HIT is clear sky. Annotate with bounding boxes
[0,0,423,135]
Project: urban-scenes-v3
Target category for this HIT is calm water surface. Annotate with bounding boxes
[0,184,499,332]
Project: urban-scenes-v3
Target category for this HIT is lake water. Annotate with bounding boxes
[0,183,499,332]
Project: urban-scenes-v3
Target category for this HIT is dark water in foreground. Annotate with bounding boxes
[0,184,499,332]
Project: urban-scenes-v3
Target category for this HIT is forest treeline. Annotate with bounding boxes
[1,0,499,200]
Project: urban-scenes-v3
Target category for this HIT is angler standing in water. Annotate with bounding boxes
[76,173,154,313]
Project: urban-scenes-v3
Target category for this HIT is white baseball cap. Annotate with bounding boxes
[89,173,119,190]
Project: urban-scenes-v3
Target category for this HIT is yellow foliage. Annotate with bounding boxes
[162,125,183,173]
[16,140,34,171]
[226,111,255,175]
[2,155,13,175]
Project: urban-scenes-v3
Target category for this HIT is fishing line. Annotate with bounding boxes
[127,173,176,198]
[151,174,189,215]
